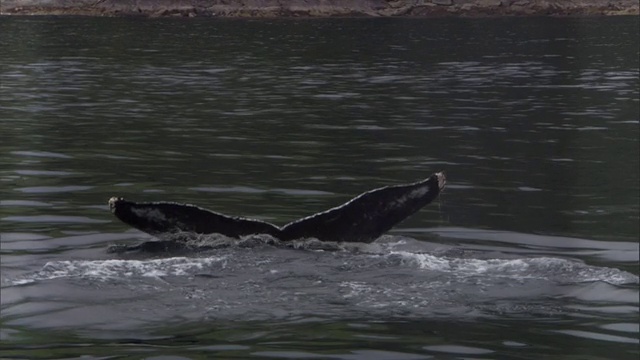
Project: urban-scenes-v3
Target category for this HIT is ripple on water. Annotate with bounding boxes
[0,232,52,242]
[552,330,639,345]
[0,200,53,207]
[13,170,76,176]
[15,185,93,193]
[599,323,640,333]
[423,344,494,355]
[10,151,72,159]
[1,215,108,224]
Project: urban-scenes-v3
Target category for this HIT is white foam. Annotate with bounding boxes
[12,256,227,284]
[385,251,639,285]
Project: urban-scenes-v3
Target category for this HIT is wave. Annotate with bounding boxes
[11,256,228,285]
[377,251,639,285]
[8,242,638,287]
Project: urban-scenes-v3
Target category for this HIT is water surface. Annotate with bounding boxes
[1,16,638,359]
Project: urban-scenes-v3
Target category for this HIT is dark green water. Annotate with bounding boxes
[1,16,638,359]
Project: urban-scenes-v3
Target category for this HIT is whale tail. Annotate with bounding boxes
[279,172,445,243]
[108,171,445,244]
[108,197,281,239]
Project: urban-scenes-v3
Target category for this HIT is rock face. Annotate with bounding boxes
[1,0,638,17]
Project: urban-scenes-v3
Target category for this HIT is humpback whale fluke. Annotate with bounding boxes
[109,171,445,244]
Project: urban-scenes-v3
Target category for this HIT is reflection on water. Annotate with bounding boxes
[1,15,638,359]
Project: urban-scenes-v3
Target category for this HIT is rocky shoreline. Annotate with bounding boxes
[1,0,638,17]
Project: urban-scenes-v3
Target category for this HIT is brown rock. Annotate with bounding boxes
[478,0,503,6]
[0,0,638,17]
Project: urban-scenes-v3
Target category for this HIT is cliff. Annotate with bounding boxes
[1,0,638,17]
